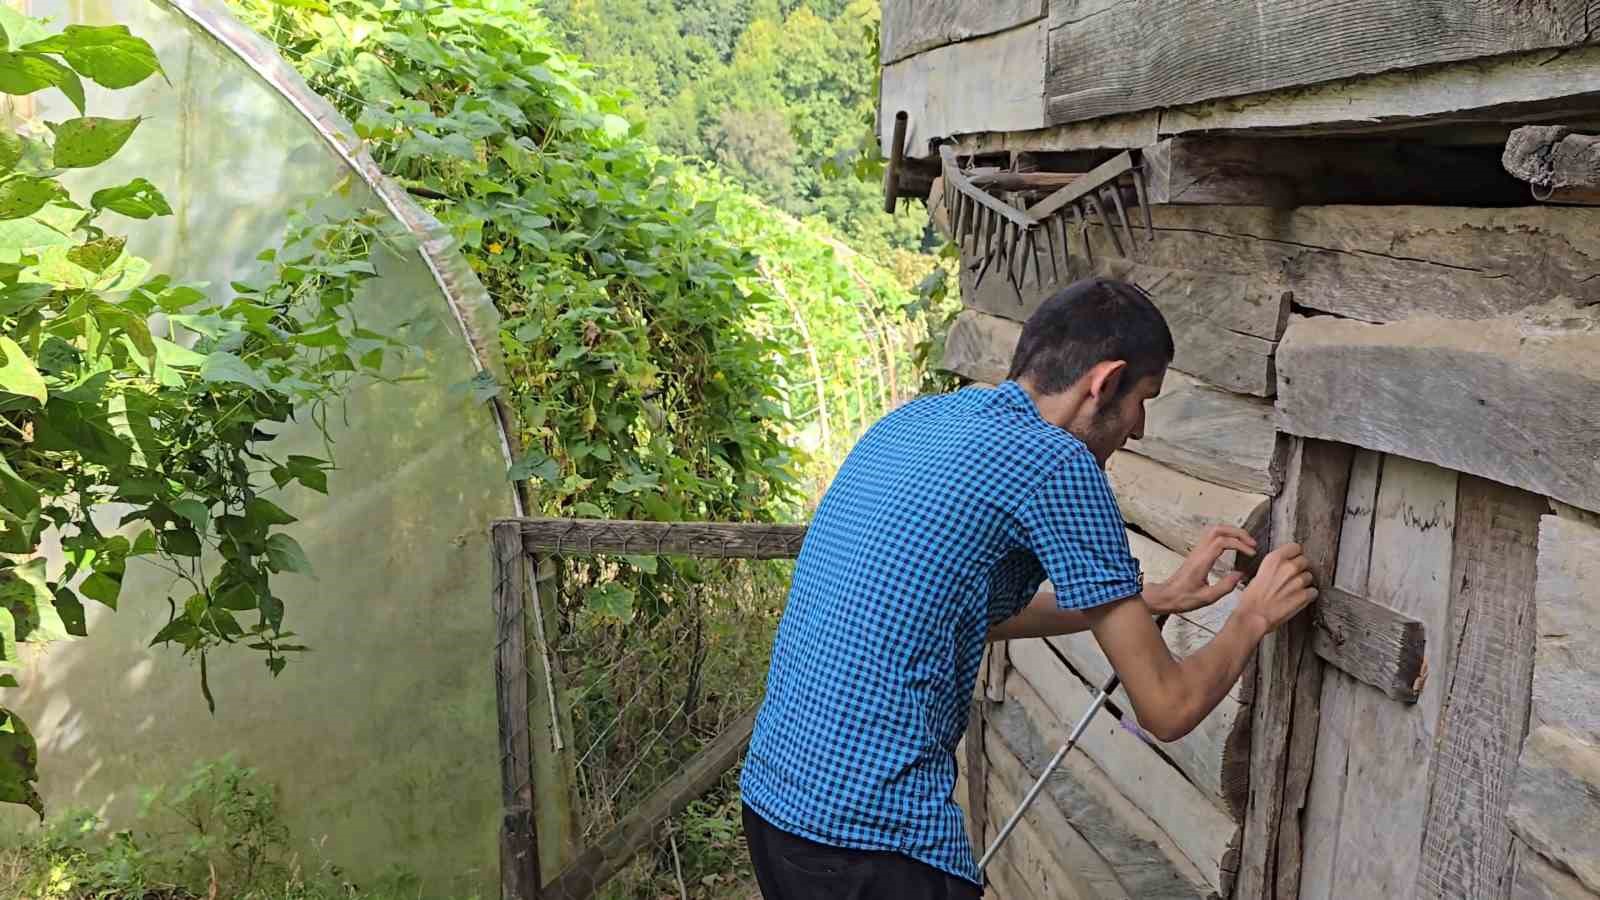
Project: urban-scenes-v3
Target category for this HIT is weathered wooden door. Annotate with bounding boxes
[1296,449,1545,900]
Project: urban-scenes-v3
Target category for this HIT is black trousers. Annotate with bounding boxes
[743,804,983,900]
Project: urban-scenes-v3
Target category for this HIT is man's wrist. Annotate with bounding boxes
[1142,576,1173,614]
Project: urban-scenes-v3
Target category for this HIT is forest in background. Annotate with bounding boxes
[541,0,936,285]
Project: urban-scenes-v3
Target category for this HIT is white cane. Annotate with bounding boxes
[978,613,1171,873]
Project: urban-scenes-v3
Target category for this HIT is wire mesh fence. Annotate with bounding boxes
[492,518,805,900]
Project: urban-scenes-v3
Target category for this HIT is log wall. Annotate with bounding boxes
[935,200,1600,899]
[890,4,1600,897]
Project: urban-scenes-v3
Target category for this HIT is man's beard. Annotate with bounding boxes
[1074,404,1128,467]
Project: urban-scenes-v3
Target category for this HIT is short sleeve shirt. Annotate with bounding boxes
[739,381,1143,885]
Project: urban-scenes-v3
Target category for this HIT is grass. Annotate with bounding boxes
[0,758,453,900]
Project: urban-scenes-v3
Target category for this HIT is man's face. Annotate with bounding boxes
[1075,370,1165,466]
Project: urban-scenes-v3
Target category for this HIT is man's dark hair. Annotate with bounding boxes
[1006,277,1174,395]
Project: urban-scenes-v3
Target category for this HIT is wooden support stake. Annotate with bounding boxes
[493,522,540,900]
[1238,438,1353,900]
[884,111,907,214]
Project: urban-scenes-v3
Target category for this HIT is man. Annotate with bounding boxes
[738,277,1317,899]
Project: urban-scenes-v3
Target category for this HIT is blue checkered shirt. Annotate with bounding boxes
[740,380,1143,885]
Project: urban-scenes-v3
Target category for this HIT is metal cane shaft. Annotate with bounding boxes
[978,672,1116,871]
[979,614,1170,873]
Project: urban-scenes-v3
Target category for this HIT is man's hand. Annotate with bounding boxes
[1145,525,1258,616]
[1234,542,1317,638]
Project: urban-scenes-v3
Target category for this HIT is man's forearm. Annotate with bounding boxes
[987,589,1094,642]
[1156,609,1267,738]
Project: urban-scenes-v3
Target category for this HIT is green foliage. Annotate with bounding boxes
[0,756,447,900]
[0,13,411,815]
[237,0,818,528]
[543,0,931,268]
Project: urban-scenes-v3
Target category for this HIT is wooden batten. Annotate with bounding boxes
[1043,1,1595,125]
[1007,638,1238,888]
[987,677,1217,899]
[1276,314,1600,514]
[1507,726,1600,895]
[1141,136,1527,207]
[1534,514,1600,743]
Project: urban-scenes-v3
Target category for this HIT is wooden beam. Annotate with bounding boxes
[1504,125,1600,204]
[1098,205,1600,324]
[1129,371,1282,495]
[510,518,806,559]
[1534,515,1600,743]
[984,777,1092,900]
[1237,438,1352,900]
[541,708,757,900]
[1310,587,1425,704]
[1416,477,1546,899]
[987,678,1214,898]
[1043,0,1596,126]
[528,555,580,875]
[879,23,1047,159]
[1275,314,1600,515]
[492,522,539,900]
[959,247,1288,397]
[1513,840,1600,900]
[1507,726,1600,895]
[880,0,1045,64]
[1141,137,1526,206]
[1106,451,1270,558]
[983,729,1129,900]
[1008,639,1238,885]
[1323,456,1460,900]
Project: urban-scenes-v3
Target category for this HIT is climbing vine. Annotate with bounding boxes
[0,11,410,813]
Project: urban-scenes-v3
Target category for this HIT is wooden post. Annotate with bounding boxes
[529,554,580,878]
[493,522,540,900]
[1237,438,1353,900]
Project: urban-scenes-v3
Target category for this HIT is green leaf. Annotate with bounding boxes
[0,675,17,688]
[90,178,171,219]
[285,455,328,494]
[571,502,604,518]
[198,351,270,392]
[52,586,84,637]
[148,616,198,648]
[244,498,297,528]
[170,499,209,535]
[0,707,43,818]
[265,533,312,575]
[0,336,45,404]
[508,452,560,484]
[214,582,256,611]
[0,130,22,175]
[623,555,658,575]
[24,25,163,89]
[65,234,125,273]
[159,527,201,558]
[0,175,58,220]
[50,116,140,168]
[0,51,84,112]
[79,572,120,609]
[585,583,635,622]
[130,529,158,556]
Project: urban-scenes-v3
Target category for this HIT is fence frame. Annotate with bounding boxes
[492,517,807,900]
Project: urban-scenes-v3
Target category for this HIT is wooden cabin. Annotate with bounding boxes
[877,3,1600,899]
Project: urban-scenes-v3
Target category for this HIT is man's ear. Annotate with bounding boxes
[1086,359,1127,404]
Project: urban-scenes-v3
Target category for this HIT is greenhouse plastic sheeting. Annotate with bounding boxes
[3,0,517,893]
